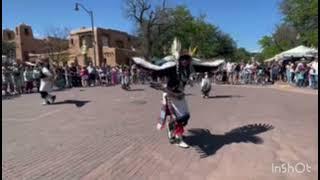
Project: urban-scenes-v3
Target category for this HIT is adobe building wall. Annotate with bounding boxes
[4,24,140,67]
[2,29,15,41]
[70,27,139,67]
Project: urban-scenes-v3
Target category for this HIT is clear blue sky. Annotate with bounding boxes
[3,0,283,52]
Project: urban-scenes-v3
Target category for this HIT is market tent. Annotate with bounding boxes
[264,57,276,62]
[276,45,318,59]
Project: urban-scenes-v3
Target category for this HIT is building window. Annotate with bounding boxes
[7,33,12,40]
[24,28,29,36]
[70,38,74,45]
[80,35,93,48]
[102,35,109,47]
[116,40,124,48]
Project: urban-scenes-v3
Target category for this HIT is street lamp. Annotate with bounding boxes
[75,2,97,66]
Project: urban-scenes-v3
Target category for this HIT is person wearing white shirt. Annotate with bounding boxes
[226,62,233,84]
[23,66,34,93]
[87,63,95,86]
[310,58,318,89]
[33,66,41,92]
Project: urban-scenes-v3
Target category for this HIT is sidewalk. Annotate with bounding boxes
[271,82,318,95]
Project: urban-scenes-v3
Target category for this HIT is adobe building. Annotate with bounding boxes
[2,24,140,66]
[68,27,140,67]
[2,24,68,63]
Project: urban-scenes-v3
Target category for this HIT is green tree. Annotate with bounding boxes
[124,3,239,60]
[233,47,251,63]
[123,0,171,58]
[43,27,70,65]
[280,0,318,47]
[2,41,16,58]
[258,23,300,60]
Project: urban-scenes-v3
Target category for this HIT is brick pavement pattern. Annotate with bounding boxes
[2,84,318,180]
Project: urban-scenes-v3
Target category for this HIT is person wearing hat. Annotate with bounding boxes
[156,49,193,148]
[201,72,211,98]
[134,39,221,148]
[38,58,56,105]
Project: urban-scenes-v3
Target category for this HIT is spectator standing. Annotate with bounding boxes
[310,58,318,89]
[2,65,14,95]
[23,66,34,93]
[295,62,305,87]
[233,63,241,85]
[80,66,89,87]
[32,65,41,92]
[87,62,96,87]
[69,63,77,87]
[11,63,23,94]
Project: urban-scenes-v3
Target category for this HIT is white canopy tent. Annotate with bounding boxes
[192,59,225,66]
[276,45,318,59]
[264,57,276,62]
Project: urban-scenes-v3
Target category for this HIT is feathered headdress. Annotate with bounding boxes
[171,37,181,60]
[189,46,197,57]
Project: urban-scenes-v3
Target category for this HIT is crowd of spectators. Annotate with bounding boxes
[213,57,318,89]
[2,57,318,97]
[2,61,152,96]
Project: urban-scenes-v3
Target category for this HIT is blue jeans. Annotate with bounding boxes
[286,71,291,83]
[311,75,318,89]
[296,73,304,87]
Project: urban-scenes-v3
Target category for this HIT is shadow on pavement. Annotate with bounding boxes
[128,88,144,91]
[185,93,193,96]
[2,94,22,100]
[208,95,243,99]
[52,100,90,108]
[184,123,274,158]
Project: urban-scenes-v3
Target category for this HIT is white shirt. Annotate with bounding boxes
[290,64,295,73]
[87,66,94,74]
[311,61,318,75]
[226,63,233,73]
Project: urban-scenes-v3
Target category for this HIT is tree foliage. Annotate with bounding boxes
[2,41,16,58]
[233,47,252,63]
[258,0,318,60]
[280,0,318,47]
[43,27,70,64]
[258,23,302,59]
[124,1,239,60]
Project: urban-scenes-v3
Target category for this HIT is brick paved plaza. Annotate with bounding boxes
[2,84,318,180]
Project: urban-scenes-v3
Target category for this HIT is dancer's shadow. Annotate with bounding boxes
[208,95,243,99]
[52,100,90,108]
[184,123,274,158]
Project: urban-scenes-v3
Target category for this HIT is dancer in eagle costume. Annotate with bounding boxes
[132,38,224,148]
[36,58,57,105]
[201,72,212,98]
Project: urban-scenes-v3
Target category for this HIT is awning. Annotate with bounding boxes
[276,45,318,59]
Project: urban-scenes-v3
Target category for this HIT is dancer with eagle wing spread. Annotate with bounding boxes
[132,38,224,148]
